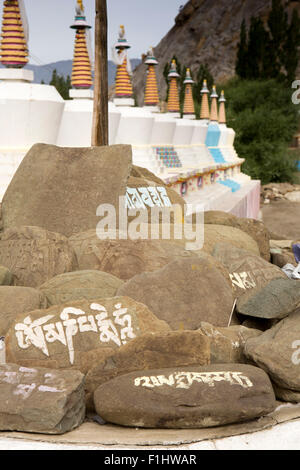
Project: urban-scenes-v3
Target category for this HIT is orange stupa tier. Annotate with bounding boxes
[0,0,28,68]
[210,85,219,122]
[144,48,159,106]
[70,2,92,89]
[183,68,195,115]
[200,79,210,120]
[167,59,180,113]
[114,25,133,98]
[219,90,226,124]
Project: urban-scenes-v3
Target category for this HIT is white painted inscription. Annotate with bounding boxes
[291,340,300,365]
[14,303,136,364]
[126,187,172,210]
[134,371,253,390]
[230,272,257,290]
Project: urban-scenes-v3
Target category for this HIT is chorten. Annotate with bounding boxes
[144,47,160,112]
[200,79,210,123]
[210,85,219,122]
[167,59,180,116]
[113,25,134,107]
[70,0,93,95]
[218,90,226,125]
[0,0,28,68]
[183,68,195,119]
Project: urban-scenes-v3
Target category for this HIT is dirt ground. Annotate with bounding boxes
[261,200,300,240]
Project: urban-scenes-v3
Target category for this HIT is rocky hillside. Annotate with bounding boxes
[133,0,300,106]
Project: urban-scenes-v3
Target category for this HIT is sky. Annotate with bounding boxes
[0,0,186,65]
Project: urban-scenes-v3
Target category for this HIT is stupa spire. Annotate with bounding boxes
[167,59,180,114]
[210,85,219,122]
[200,79,210,120]
[113,25,134,101]
[70,0,93,89]
[144,47,159,108]
[0,0,28,68]
[218,89,226,125]
[183,68,195,117]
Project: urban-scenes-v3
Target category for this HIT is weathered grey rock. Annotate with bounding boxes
[117,254,235,330]
[199,322,262,364]
[85,330,210,411]
[212,243,287,298]
[5,297,170,374]
[0,226,78,287]
[237,279,300,320]
[39,270,124,306]
[202,225,260,258]
[0,286,47,336]
[244,309,300,392]
[69,230,196,281]
[204,211,270,261]
[272,383,300,403]
[0,363,85,434]
[0,266,13,286]
[1,143,132,237]
[94,364,276,429]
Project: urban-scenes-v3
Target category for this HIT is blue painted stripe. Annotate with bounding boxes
[218,179,241,193]
[205,123,221,147]
[209,148,225,163]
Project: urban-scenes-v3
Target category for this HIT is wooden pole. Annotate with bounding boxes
[92,0,108,146]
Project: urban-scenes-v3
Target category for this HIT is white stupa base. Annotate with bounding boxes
[0,68,33,82]
[113,97,135,107]
[143,105,160,113]
[183,114,195,120]
[69,89,94,100]
[164,112,181,119]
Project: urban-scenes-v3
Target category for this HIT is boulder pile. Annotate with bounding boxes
[0,144,298,434]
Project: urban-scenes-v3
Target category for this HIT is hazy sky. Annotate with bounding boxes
[0,0,185,64]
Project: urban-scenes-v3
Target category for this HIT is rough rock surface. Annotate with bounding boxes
[5,297,170,374]
[0,363,85,434]
[0,286,47,336]
[85,330,210,410]
[0,226,78,288]
[117,254,235,330]
[202,225,260,257]
[39,270,124,306]
[1,144,132,237]
[212,243,286,298]
[237,279,300,320]
[0,266,13,286]
[94,364,276,429]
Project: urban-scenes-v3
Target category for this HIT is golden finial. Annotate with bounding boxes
[77,0,84,12]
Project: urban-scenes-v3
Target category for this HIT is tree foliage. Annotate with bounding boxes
[50,69,71,100]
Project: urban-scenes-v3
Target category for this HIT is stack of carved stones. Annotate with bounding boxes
[0,143,298,433]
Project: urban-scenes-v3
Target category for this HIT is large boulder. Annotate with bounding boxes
[0,363,85,434]
[1,144,132,237]
[85,330,210,410]
[94,364,276,429]
[0,266,13,286]
[69,230,197,281]
[117,254,235,330]
[198,322,262,364]
[0,226,78,288]
[202,225,260,257]
[204,211,270,261]
[212,243,286,298]
[5,296,170,374]
[237,278,300,320]
[39,270,124,306]
[244,309,300,396]
[0,286,47,336]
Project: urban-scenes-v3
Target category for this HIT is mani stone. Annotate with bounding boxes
[212,243,286,298]
[94,364,276,429]
[202,225,260,258]
[85,330,211,411]
[1,143,132,237]
[117,254,235,330]
[0,266,13,286]
[198,322,262,364]
[237,278,300,320]
[5,296,170,374]
[204,211,271,261]
[244,309,300,393]
[39,270,124,307]
[69,230,196,281]
[0,363,85,434]
[0,286,47,337]
[0,226,78,288]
